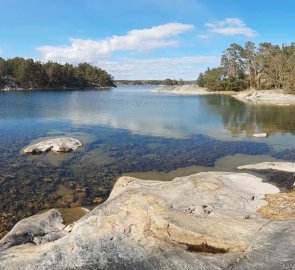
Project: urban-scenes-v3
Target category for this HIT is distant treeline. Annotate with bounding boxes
[0,57,115,90]
[197,42,295,92]
[116,79,194,86]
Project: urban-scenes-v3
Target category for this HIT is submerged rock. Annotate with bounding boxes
[23,137,82,154]
[0,172,294,269]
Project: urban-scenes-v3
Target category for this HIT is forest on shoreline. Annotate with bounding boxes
[197,42,295,92]
[3,41,295,93]
[0,58,115,90]
[115,79,194,86]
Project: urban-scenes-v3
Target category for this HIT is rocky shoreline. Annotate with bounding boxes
[0,169,294,269]
[153,85,295,106]
[0,85,113,91]
[152,84,235,96]
[0,77,114,91]
[234,89,295,106]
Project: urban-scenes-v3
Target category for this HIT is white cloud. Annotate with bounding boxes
[203,18,256,38]
[36,23,218,80]
[37,23,194,64]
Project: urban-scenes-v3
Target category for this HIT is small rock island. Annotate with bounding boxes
[23,137,82,154]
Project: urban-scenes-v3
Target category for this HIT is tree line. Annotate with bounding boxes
[197,42,295,92]
[115,78,193,86]
[115,80,165,86]
[0,57,115,90]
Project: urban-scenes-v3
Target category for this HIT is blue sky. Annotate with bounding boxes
[0,0,295,79]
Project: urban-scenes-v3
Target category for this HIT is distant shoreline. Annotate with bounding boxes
[0,86,115,92]
[115,84,161,87]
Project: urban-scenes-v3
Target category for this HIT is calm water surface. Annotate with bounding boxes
[1,86,295,235]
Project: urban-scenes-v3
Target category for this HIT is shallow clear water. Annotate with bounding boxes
[1,86,295,235]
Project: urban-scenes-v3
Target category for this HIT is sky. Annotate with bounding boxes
[0,0,295,80]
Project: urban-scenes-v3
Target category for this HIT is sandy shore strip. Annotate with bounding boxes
[152,84,235,95]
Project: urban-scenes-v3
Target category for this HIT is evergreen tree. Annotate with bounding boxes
[197,41,295,93]
[0,57,115,90]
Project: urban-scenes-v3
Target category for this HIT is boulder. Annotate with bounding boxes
[0,209,66,252]
[0,172,294,269]
[23,137,82,154]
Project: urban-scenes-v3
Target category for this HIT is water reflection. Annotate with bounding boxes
[205,95,295,136]
[2,87,295,142]
[0,87,221,138]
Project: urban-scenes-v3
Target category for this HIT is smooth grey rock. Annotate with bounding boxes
[0,209,66,252]
[0,172,294,270]
[231,221,295,270]
[234,90,295,106]
[252,133,268,138]
[238,161,295,173]
[23,137,82,154]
